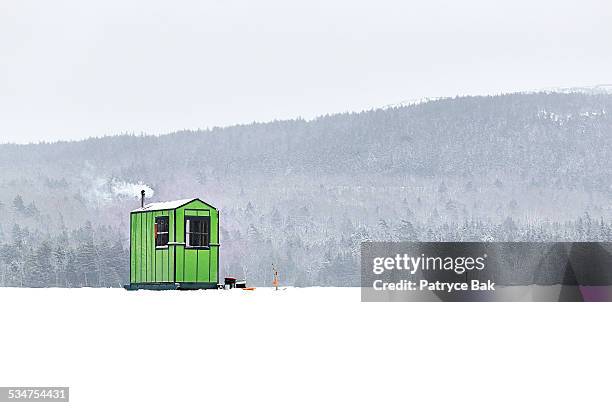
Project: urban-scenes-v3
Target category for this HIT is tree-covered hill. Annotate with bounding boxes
[1,92,611,286]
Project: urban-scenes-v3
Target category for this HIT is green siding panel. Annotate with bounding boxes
[210,212,218,283]
[210,247,218,283]
[168,210,175,282]
[176,246,184,281]
[135,213,140,283]
[153,210,160,282]
[143,212,148,282]
[130,214,136,283]
[198,249,210,282]
[175,209,185,282]
[143,211,147,282]
[184,250,197,282]
[184,209,210,217]
[163,210,169,282]
[151,211,156,282]
[139,213,145,283]
[167,247,173,282]
[146,211,152,282]
[155,245,162,281]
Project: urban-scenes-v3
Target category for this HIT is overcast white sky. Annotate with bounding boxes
[1,0,611,143]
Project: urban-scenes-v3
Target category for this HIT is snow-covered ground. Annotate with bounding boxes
[0,287,610,407]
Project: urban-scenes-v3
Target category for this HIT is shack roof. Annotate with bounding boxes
[131,198,214,213]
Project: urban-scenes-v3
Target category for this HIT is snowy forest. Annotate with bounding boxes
[1,92,612,287]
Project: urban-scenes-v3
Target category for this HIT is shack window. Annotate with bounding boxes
[185,216,210,248]
[155,216,169,247]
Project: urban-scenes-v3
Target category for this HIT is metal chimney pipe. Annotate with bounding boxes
[141,190,145,208]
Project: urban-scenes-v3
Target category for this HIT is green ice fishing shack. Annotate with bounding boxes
[127,191,219,290]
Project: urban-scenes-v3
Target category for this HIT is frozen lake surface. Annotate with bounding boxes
[0,287,609,407]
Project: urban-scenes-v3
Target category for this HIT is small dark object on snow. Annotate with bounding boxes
[224,277,237,289]
[223,277,246,289]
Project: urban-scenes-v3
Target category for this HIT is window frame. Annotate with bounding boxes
[155,216,170,249]
[184,216,211,249]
